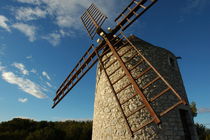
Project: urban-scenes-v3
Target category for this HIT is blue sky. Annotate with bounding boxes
[0,0,209,127]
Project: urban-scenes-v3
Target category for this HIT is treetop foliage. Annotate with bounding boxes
[0,118,92,140]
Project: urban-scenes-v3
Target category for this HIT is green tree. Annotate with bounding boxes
[26,127,64,140]
[190,101,198,117]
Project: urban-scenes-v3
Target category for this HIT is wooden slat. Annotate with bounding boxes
[160,100,184,117]
[135,67,152,79]
[108,65,121,77]
[121,93,138,105]
[150,88,170,102]
[124,52,138,63]
[112,73,126,85]
[126,104,145,118]
[105,58,118,69]
[119,46,133,57]
[142,77,160,89]
[133,118,154,133]
[129,59,144,71]
[116,82,131,94]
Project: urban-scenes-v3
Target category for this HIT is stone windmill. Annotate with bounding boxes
[52,0,198,139]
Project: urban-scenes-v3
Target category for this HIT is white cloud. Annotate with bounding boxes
[12,23,36,42]
[18,98,28,103]
[15,0,123,29]
[0,15,10,32]
[43,0,90,29]
[42,71,51,80]
[16,0,41,5]
[12,62,29,75]
[59,29,72,37]
[1,71,46,99]
[26,55,32,59]
[46,82,52,87]
[0,62,5,72]
[198,108,210,113]
[15,7,47,21]
[42,33,61,46]
[31,69,37,74]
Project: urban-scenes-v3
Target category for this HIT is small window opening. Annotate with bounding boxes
[179,109,192,140]
[169,57,176,67]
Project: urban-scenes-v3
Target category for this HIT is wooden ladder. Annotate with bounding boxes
[53,43,108,108]
[115,0,158,31]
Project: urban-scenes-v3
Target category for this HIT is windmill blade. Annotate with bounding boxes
[52,42,109,108]
[81,3,107,40]
[112,0,157,34]
[97,31,186,135]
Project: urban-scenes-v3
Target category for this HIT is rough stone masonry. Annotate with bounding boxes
[92,35,198,140]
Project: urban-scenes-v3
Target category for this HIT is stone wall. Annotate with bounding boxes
[92,36,198,140]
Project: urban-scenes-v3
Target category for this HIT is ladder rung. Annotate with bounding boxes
[118,41,130,49]
[116,82,131,94]
[121,93,138,105]
[108,65,121,77]
[101,47,111,55]
[160,100,184,117]
[116,40,129,52]
[105,59,118,69]
[130,59,144,71]
[133,118,154,133]
[150,88,170,102]
[135,67,152,79]
[113,37,124,47]
[102,41,128,64]
[124,52,138,64]
[128,7,138,16]
[126,18,131,23]
[127,6,138,15]
[142,77,160,89]
[102,53,113,64]
[119,46,133,57]
[140,4,146,9]
[133,0,139,5]
[110,33,121,42]
[112,73,126,85]
[126,104,145,118]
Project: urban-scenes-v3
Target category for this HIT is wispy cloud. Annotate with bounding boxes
[12,62,29,75]
[183,0,210,13]
[0,15,10,32]
[42,71,51,80]
[0,62,5,72]
[15,7,47,21]
[31,69,37,74]
[18,98,28,103]
[1,71,46,99]
[42,33,61,46]
[26,55,32,59]
[15,0,123,29]
[198,108,210,113]
[12,23,36,42]
[46,82,52,87]
[16,0,41,5]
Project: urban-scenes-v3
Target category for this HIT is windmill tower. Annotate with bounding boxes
[52,0,198,140]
